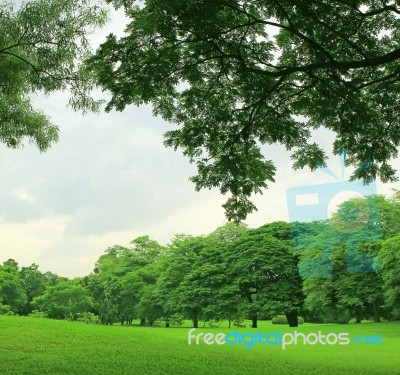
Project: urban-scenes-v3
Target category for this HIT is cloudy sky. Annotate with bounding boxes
[1,5,399,278]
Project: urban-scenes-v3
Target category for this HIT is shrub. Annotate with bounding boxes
[0,304,14,316]
[349,318,375,324]
[203,320,221,328]
[169,313,185,327]
[28,310,48,318]
[77,312,100,324]
[272,315,304,325]
[233,320,246,328]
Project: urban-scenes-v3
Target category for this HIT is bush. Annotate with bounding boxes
[169,313,185,327]
[28,310,48,318]
[0,304,14,316]
[203,320,221,328]
[77,312,100,324]
[271,315,304,325]
[349,318,375,324]
[233,320,246,328]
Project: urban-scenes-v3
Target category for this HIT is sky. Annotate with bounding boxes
[1,5,399,278]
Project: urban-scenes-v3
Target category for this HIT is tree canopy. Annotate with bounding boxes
[0,0,107,150]
[88,0,400,220]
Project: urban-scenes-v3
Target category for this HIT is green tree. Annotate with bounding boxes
[90,237,164,325]
[88,0,400,220]
[225,226,303,327]
[0,0,107,150]
[157,234,205,328]
[19,263,47,315]
[181,240,244,327]
[0,259,27,313]
[298,196,386,323]
[32,280,92,320]
[378,234,400,319]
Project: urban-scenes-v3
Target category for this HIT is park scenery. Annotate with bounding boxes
[2,0,400,374]
[1,193,400,374]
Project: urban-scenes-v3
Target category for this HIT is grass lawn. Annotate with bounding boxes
[0,316,398,375]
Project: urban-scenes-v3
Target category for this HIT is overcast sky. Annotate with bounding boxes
[1,5,399,278]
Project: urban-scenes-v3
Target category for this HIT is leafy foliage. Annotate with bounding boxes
[89,0,400,220]
[0,0,107,150]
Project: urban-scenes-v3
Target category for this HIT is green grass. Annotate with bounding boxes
[0,316,399,375]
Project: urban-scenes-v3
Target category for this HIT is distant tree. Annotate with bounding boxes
[302,243,384,323]
[157,235,205,328]
[91,237,165,325]
[180,240,244,327]
[32,280,92,320]
[225,226,303,327]
[19,263,47,315]
[0,259,27,313]
[208,222,248,243]
[298,197,385,323]
[378,234,400,320]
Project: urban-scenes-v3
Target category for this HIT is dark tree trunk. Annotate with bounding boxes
[251,315,257,328]
[166,320,170,328]
[228,319,231,329]
[373,300,381,323]
[356,307,362,323]
[286,310,298,327]
[140,318,146,326]
[193,318,198,328]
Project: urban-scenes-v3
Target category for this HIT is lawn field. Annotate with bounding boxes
[0,316,399,375]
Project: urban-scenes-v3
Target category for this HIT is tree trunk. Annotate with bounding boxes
[251,314,257,328]
[140,318,146,326]
[228,319,231,329]
[193,318,198,328]
[285,310,298,327]
[166,320,170,328]
[356,307,361,323]
[373,300,381,323]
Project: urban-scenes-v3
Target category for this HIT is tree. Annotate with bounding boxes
[225,226,303,327]
[297,197,385,323]
[90,237,165,325]
[0,0,107,150]
[19,263,47,315]
[181,238,244,327]
[378,233,400,319]
[0,259,27,313]
[88,0,400,220]
[157,234,205,328]
[32,280,92,320]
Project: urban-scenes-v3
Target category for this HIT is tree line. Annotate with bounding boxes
[1,192,400,328]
